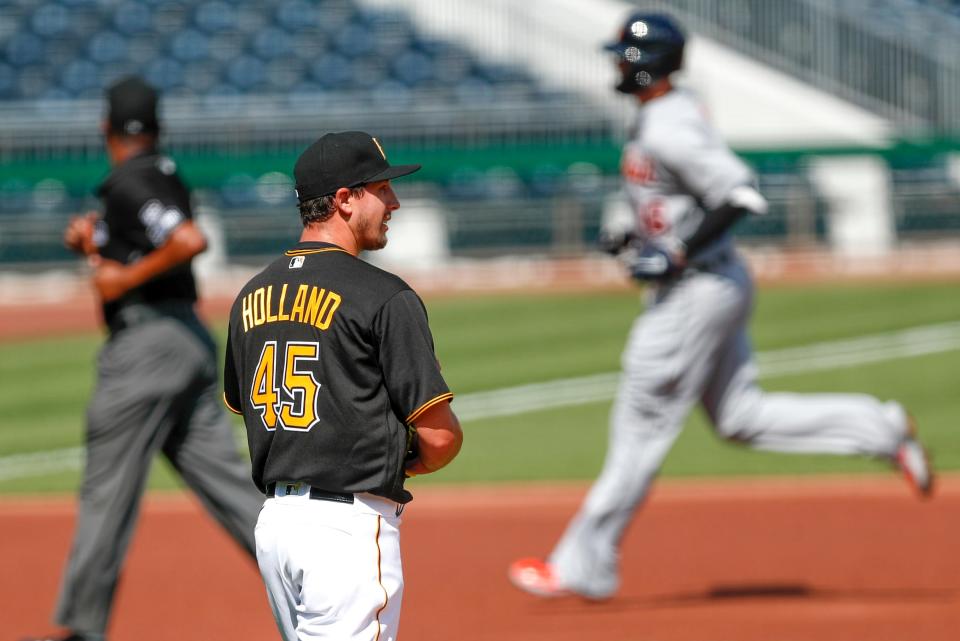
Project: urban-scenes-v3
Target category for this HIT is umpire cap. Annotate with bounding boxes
[294,131,421,203]
[106,76,160,135]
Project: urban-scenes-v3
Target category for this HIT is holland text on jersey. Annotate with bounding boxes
[241,284,341,332]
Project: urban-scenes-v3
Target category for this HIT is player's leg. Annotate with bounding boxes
[53,324,191,636]
[699,262,911,463]
[161,323,262,559]
[545,267,755,598]
[546,379,685,598]
[546,274,732,597]
[255,492,403,641]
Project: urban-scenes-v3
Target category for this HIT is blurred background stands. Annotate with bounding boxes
[0,0,958,267]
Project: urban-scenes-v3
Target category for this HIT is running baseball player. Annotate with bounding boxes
[223,131,463,641]
[28,76,264,641]
[509,12,934,600]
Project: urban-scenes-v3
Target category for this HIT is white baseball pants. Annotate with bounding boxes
[255,487,404,641]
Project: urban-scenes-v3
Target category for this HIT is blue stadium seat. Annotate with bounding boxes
[289,31,330,63]
[88,31,128,65]
[0,0,576,123]
[112,2,153,35]
[220,173,259,208]
[60,59,101,96]
[5,32,45,67]
[334,22,377,58]
[205,33,246,65]
[528,164,566,198]
[485,166,525,199]
[275,0,319,31]
[565,162,603,195]
[253,26,294,60]
[31,3,72,37]
[310,53,353,88]
[393,50,434,87]
[194,1,238,34]
[418,39,472,84]
[145,57,185,91]
[444,167,490,201]
[348,57,386,90]
[0,62,16,99]
[264,58,305,92]
[0,179,33,213]
[183,60,221,93]
[226,54,267,92]
[170,28,211,63]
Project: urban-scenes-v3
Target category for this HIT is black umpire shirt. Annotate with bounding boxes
[223,242,453,504]
[95,151,198,328]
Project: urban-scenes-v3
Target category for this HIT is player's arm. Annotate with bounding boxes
[652,124,768,261]
[92,220,207,302]
[684,185,768,257]
[376,289,463,476]
[628,189,765,281]
[405,401,463,476]
[222,327,244,415]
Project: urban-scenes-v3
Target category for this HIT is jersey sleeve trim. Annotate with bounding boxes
[405,392,454,425]
[284,247,350,257]
[222,392,243,415]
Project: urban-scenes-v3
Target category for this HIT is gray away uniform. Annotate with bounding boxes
[548,88,910,598]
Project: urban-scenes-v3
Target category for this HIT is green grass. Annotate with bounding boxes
[1,281,958,494]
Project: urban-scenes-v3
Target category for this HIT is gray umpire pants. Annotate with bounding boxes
[54,314,264,637]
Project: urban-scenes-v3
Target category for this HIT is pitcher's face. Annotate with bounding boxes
[351,180,400,251]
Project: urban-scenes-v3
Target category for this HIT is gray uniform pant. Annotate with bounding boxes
[550,256,908,598]
[54,316,264,637]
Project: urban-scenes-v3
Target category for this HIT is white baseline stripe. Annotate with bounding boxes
[0,447,84,482]
[453,321,960,421]
[2,322,959,481]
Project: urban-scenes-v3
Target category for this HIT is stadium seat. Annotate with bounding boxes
[113,2,153,35]
[31,3,72,38]
[88,31,128,64]
[170,29,211,63]
[145,57,185,91]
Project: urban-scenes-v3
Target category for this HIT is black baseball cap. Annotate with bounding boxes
[294,131,421,203]
[105,76,160,135]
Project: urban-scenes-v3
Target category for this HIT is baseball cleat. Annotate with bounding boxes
[896,437,934,498]
[508,557,570,598]
[895,413,934,498]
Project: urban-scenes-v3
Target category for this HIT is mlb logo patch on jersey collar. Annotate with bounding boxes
[289,256,305,269]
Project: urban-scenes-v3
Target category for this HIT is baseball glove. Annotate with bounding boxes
[404,424,420,477]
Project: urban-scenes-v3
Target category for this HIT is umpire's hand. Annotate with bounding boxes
[63,211,100,257]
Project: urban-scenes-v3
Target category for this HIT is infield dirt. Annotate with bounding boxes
[2,476,957,641]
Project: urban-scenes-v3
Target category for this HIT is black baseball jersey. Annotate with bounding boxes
[223,241,453,504]
[95,151,198,327]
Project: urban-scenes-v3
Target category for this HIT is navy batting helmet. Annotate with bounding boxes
[604,12,685,93]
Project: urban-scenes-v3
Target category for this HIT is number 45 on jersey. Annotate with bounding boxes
[250,341,322,432]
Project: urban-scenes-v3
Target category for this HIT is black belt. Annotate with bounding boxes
[689,248,735,272]
[265,481,354,504]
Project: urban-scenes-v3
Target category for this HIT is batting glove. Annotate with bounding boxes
[621,240,687,281]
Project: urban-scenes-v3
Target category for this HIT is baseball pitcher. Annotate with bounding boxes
[223,132,463,641]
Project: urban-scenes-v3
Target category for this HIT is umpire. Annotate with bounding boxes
[223,131,463,641]
[30,76,264,641]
